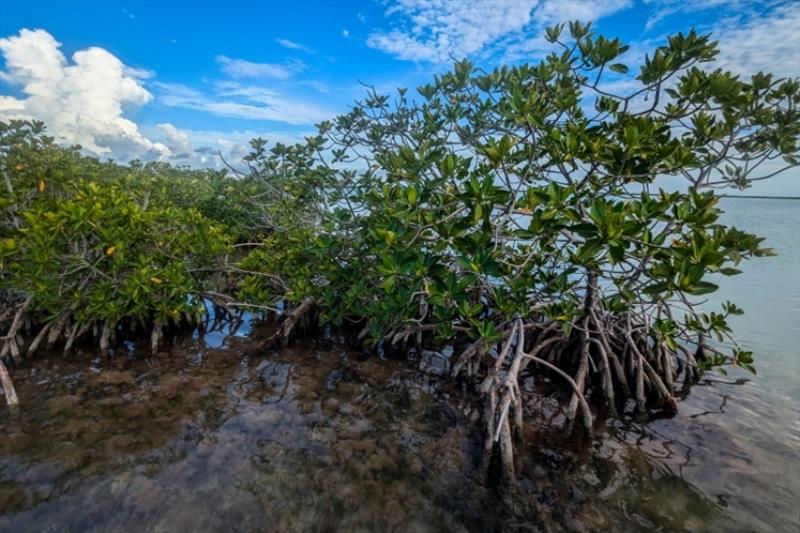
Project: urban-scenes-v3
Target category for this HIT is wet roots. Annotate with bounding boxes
[279,297,316,340]
[451,306,698,485]
[250,297,317,352]
[0,287,700,490]
[0,296,245,409]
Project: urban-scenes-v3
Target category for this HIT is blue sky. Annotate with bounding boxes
[1,1,798,194]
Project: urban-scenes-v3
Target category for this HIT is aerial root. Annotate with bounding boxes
[27,323,50,357]
[100,322,112,355]
[151,320,163,354]
[0,295,254,373]
[485,318,592,484]
[46,315,68,350]
[0,357,19,409]
[566,317,591,424]
[479,306,695,485]
[452,338,488,379]
[0,297,32,363]
[279,297,315,340]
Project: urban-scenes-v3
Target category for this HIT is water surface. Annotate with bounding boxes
[0,198,797,532]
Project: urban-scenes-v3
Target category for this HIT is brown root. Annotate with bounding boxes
[279,297,315,340]
[100,322,113,355]
[46,315,68,350]
[151,320,163,354]
[451,338,487,379]
[587,337,616,415]
[27,323,51,357]
[0,357,19,409]
[498,416,515,486]
[62,322,81,356]
[475,301,700,483]
[566,318,591,423]
[1,296,32,363]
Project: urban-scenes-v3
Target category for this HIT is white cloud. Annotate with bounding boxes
[535,0,632,25]
[0,28,169,160]
[155,80,333,125]
[275,38,315,54]
[124,65,156,79]
[0,29,327,166]
[158,122,193,155]
[711,2,800,79]
[342,29,350,38]
[644,0,744,31]
[216,55,305,80]
[367,0,631,63]
[302,80,330,93]
[639,1,799,79]
[146,123,311,169]
[367,0,535,63]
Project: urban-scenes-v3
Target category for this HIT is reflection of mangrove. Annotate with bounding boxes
[0,337,514,531]
[511,416,726,531]
[0,318,760,531]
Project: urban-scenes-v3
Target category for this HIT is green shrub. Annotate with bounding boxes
[238,23,799,477]
[0,120,233,358]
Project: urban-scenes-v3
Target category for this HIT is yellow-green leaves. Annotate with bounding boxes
[1,122,234,332]
[406,186,417,205]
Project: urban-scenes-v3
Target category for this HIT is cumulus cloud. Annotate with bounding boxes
[158,122,193,157]
[366,0,631,63]
[147,123,310,169]
[216,55,306,80]
[0,28,169,160]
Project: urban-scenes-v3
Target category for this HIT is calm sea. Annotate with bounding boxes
[713,197,800,528]
[642,197,800,530]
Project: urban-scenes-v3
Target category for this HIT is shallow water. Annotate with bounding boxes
[0,335,499,532]
[0,198,798,532]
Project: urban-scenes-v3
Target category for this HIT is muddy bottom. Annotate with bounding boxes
[0,322,795,532]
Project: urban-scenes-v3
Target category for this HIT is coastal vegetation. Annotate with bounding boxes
[1,23,798,484]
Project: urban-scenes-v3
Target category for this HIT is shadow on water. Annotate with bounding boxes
[0,318,748,533]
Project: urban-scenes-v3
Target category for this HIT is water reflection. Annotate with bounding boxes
[0,200,796,532]
[1,327,760,533]
[0,334,506,532]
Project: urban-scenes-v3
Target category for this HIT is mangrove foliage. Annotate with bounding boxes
[1,22,798,483]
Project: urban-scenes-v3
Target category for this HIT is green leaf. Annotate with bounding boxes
[687,281,719,295]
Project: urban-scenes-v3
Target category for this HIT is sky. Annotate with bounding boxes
[0,0,798,195]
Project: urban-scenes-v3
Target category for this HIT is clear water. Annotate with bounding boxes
[0,198,797,532]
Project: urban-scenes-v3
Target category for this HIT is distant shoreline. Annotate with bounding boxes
[720,195,800,200]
